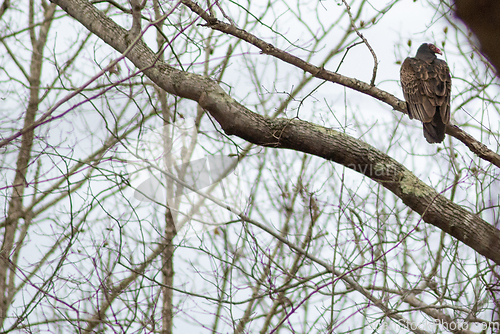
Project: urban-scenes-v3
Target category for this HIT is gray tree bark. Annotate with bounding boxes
[49,0,500,267]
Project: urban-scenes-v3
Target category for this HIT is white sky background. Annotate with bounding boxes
[1,0,500,333]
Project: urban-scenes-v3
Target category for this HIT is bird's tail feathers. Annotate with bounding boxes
[423,118,446,144]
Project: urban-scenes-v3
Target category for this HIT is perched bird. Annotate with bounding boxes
[400,43,451,143]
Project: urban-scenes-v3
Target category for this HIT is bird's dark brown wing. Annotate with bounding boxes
[400,57,451,124]
[432,59,451,124]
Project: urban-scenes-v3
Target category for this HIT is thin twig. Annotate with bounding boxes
[179,0,500,168]
[341,0,378,86]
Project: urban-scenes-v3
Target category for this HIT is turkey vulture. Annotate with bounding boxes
[400,43,451,143]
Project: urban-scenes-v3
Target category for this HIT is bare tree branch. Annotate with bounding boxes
[49,0,500,266]
[179,0,500,168]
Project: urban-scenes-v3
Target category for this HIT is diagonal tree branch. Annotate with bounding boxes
[49,0,500,266]
[180,0,500,168]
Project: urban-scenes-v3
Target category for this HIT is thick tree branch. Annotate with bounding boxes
[50,0,500,265]
[0,0,9,20]
[180,0,500,168]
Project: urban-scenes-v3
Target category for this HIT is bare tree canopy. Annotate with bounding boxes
[1,0,500,333]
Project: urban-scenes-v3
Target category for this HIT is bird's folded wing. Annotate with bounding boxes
[400,58,450,124]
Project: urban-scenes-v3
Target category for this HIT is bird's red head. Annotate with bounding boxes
[428,44,442,55]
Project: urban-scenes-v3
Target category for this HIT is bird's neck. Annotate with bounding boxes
[416,52,436,62]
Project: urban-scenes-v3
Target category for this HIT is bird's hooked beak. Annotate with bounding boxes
[429,44,443,55]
